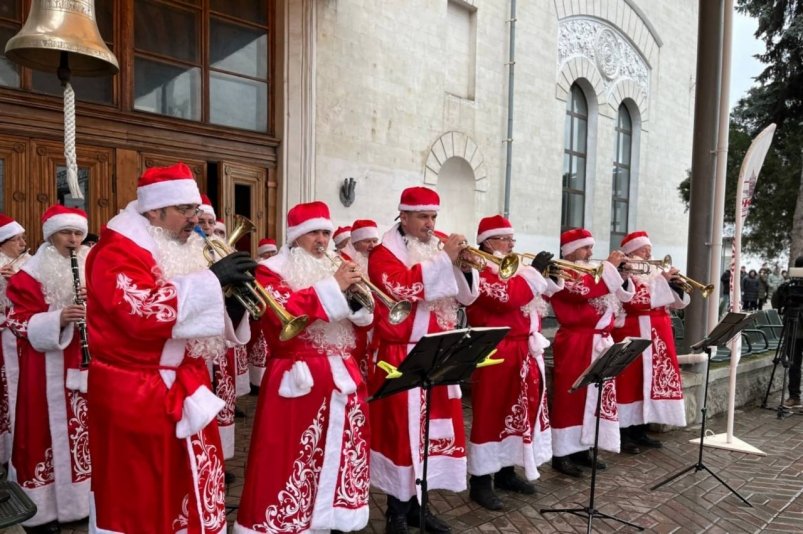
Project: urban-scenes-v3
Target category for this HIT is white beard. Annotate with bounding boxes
[284,247,355,355]
[404,234,459,330]
[353,250,370,273]
[0,251,28,312]
[37,245,88,309]
[147,226,228,362]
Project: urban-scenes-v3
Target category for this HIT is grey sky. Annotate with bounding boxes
[729,9,765,110]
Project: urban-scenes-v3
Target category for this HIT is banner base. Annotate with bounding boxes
[690,432,765,456]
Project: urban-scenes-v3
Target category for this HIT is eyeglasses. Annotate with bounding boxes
[489,236,516,243]
[172,204,202,217]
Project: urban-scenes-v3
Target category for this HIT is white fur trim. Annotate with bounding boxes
[311,390,347,529]
[65,368,88,393]
[348,305,373,327]
[43,213,87,241]
[618,401,646,428]
[543,276,564,297]
[286,217,334,244]
[256,243,277,255]
[369,450,466,501]
[398,203,440,212]
[476,226,514,245]
[313,277,351,321]
[447,384,462,399]
[224,310,251,346]
[137,179,201,213]
[0,220,24,242]
[560,236,594,256]
[278,361,314,398]
[621,236,651,255]
[27,310,75,353]
[429,418,454,440]
[171,270,226,340]
[333,232,351,245]
[219,423,235,460]
[329,356,357,395]
[454,265,479,306]
[650,274,676,308]
[175,385,225,439]
[199,204,215,218]
[518,265,548,296]
[421,251,459,300]
[468,436,540,480]
[89,491,126,533]
[106,201,158,256]
[350,226,379,243]
[601,261,634,302]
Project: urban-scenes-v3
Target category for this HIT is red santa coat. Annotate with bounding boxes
[85,202,249,534]
[613,269,688,428]
[6,248,90,527]
[338,244,372,380]
[545,262,633,456]
[465,263,562,480]
[0,251,27,465]
[246,317,268,388]
[235,247,371,533]
[366,224,478,501]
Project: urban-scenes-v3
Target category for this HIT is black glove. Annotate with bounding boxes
[669,280,685,298]
[225,294,247,322]
[531,251,554,274]
[209,251,258,287]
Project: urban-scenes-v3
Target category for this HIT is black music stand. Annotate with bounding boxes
[370,326,509,530]
[540,337,651,533]
[650,312,754,506]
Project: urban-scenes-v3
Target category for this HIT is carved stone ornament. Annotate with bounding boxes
[558,18,649,98]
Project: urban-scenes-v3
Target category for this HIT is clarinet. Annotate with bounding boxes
[69,248,91,369]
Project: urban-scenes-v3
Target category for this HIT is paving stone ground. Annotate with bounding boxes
[57,390,803,533]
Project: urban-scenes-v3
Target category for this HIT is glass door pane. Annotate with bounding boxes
[56,165,90,211]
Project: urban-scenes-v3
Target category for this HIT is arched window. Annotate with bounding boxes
[562,84,588,232]
[611,104,632,248]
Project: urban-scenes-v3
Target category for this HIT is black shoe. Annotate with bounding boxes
[570,450,607,470]
[234,406,246,418]
[620,438,643,455]
[249,384,260,396]
[386,513,410,534]
[24,521,60,534]
[551,455,584,477]
[469,475,503,510]
[225,470,236,484]
[630,425,663,449]
[407,505,452,533]
[495,467,535,495]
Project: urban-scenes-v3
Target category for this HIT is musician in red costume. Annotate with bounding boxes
[368,186,478,534]
[333,225,351,253]
[613,231,687,451]
[6,205,90,533]
[546,228,633,477]
[0,213,27,468]
[86,163,255,534]
[465,215,562,510]
[256,237,278,260]
[235,201,371,533]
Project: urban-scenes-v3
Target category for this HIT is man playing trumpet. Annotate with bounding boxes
[368,186,478,534]
[465,215,561,510]
[613,231,688,451]
[236,201,372,533]
[546,228,634,477]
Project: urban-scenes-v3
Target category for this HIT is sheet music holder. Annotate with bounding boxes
[541,338,650,532]
[369,326,509,529]
[651,311,754,507]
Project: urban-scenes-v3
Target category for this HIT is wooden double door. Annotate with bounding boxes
[0,134,276,251]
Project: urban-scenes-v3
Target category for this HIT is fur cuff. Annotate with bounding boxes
[28,310,74,352]
[176,385,225,439]
[422,251,459,300]
[279,361,314,398]
[348,306,374,327]
[65,368,88,393]
[314,277,350,322]
[518,265,548,296]
[650,275,676,308]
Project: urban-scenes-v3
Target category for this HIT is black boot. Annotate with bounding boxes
[619,427,643,454]
[551,455,583,477]
[494,466,535,495]
[570,449,607,470]
[630,424,663,449]
[469,474,503,510]
[407,497,452,533]
[23,521,60,534]
[386,495,411,534]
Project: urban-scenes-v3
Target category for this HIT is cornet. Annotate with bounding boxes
[620,254,673,275]
[429,230,519,280]
[536,257,604,283]
[199,215,310,341]
[321,248,412,325]
[673,274,715,298]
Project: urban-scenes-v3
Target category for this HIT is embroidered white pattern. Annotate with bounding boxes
[116,273,177,322]
[192,432,226,533]
[500,357,532,440]
[67,390,91,481]
[630,282,650,306]
[565,277,590,296]
[480,280,509,303]
[599,381,618,421]
[265,283,291,305]
[381,273,424,301]
[21,447,54,488]
[650,328,683,400]
[254,400,327,532]
[5,315,27,336]
[0,364,9,435]
[425,298,459,331]
[419,390,464,458]
[214,353,235,426]
[301,320,356,358]
[235,344,248,378]
[334,396,369,509]
[250,330,269,368]
[172,494,190,531]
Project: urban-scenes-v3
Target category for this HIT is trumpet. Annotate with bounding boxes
[429,230,519,280]
[673,274,715,298]
[535,257,604,283]
[321,248,412,325]
[620,254,673,275]
[199,215,309,341]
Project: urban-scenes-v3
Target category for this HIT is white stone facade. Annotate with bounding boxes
[281,0,698,269]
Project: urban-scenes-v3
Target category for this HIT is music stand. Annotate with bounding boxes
[650,312,754,506]
[370,326,509,531]
[541,337,651,533]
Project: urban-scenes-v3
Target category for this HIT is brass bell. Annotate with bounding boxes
[5,0,118,77]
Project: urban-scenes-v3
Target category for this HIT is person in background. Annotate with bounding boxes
[772,256,803,408]
[768,265,784,307]
[81,233,99,247]
[333,225,351,253]
[742,269,760,311]
[256,238,278,260]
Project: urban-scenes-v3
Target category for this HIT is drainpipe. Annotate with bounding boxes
[502,0,517,218]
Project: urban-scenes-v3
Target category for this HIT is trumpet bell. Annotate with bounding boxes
[388,300,412,325]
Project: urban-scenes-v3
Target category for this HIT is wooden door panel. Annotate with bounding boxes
[0,134,29,231]
[219,162,267,255]
[141,153,208,195]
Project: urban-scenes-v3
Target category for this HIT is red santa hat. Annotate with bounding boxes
[214,218,226,235]
[286,201,334,243]
[0,213,24,243]
[257,238,277,255]
[41,205,88,241]
[398,186,440,212]
[136,162,202,213]
[476,214,514,244]
[620,231,652,255]
[333,225,351,246]
[560,228,594,256]
[350,219,379,243]
[199,194,215,218]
